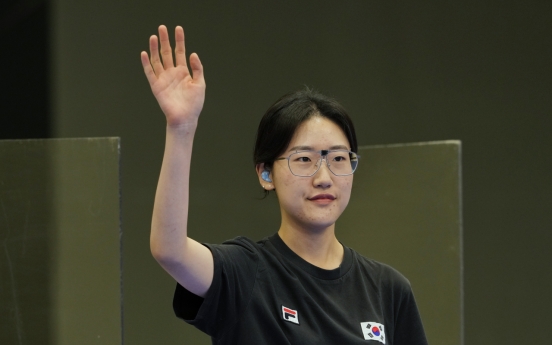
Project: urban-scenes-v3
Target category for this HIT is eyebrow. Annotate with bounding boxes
[288,145,350,152]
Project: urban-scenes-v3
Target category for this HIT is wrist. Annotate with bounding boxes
[166,119,199,133]
[165,122,198,143]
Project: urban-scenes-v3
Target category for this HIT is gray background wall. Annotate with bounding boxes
[3,0,550,344]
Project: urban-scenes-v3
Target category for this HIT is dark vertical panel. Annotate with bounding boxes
[0,2,50,139]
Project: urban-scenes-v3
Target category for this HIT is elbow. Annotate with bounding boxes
[150,240,170,264]
[150,243,163,262]
[150,240,184,268]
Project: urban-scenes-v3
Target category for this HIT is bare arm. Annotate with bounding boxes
[141,25,213,297]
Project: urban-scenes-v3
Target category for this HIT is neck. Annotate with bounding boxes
[278,224,343,270]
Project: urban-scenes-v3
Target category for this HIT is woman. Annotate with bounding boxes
[141,25,427,345]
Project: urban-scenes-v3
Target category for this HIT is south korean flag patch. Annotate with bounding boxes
[360,321,386,343]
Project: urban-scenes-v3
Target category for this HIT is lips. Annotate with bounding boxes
[308,194,336,201]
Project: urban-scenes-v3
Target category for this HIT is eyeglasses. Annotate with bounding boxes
[275,150,360,177]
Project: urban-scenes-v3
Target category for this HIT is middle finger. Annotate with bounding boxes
[158,25,174,69]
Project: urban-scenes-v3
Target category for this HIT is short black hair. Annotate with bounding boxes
[254,88,358,193]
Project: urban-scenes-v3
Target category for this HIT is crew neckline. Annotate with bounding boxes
[268,233,353,280]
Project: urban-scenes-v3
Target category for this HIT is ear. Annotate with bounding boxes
[256,163,274,190]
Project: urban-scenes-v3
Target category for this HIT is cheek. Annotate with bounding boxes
[273,166,301,190]
[339,179,354,204]
[277,177,303,199]
[273,173,299,199]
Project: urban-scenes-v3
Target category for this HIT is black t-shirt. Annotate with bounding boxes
[173,234,428,345]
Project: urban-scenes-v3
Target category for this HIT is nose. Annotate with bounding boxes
[312,157,333,188]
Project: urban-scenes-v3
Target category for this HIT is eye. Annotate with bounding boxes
[332,155,348,162]
[295,156,311,162]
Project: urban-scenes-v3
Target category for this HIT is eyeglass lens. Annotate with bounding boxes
[288,151,358,176]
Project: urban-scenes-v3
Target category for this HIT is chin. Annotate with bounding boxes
[300,216,339,232]
[282,204,344,232]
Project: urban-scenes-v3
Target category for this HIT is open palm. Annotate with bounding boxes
[141,25,205,127]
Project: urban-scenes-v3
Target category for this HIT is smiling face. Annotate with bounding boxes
[258,115,354,233]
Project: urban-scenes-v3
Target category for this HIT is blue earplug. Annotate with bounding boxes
[261,170,272,182]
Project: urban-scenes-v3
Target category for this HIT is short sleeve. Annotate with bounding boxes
[391,275,428,345]
[172,238,260,338]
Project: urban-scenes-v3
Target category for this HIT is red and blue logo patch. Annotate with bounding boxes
[282,305,299,325]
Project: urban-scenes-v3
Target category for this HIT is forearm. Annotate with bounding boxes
[150,122,197,262]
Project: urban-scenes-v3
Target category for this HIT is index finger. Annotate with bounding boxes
[140,51,157,86]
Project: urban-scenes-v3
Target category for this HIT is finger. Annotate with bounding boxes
[140,51,157,86]
[158,25,174,68]
[189,53,205,84]
[174,26,187,67]
[149,35,164,75]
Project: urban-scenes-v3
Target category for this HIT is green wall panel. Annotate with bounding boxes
[339,141,463,345]
[0,138,122,345]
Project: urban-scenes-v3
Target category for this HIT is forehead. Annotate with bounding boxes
[286,116,350,152]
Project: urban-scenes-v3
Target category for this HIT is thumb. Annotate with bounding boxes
[189,53,205,84]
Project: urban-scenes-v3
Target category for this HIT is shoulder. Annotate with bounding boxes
[202,236,272,265]
[220,235,270,248]
[349,248,413,294]
[349,249,424,329]
[209,236,270,253]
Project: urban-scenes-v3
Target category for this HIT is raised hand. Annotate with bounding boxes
[141,25,205,128]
